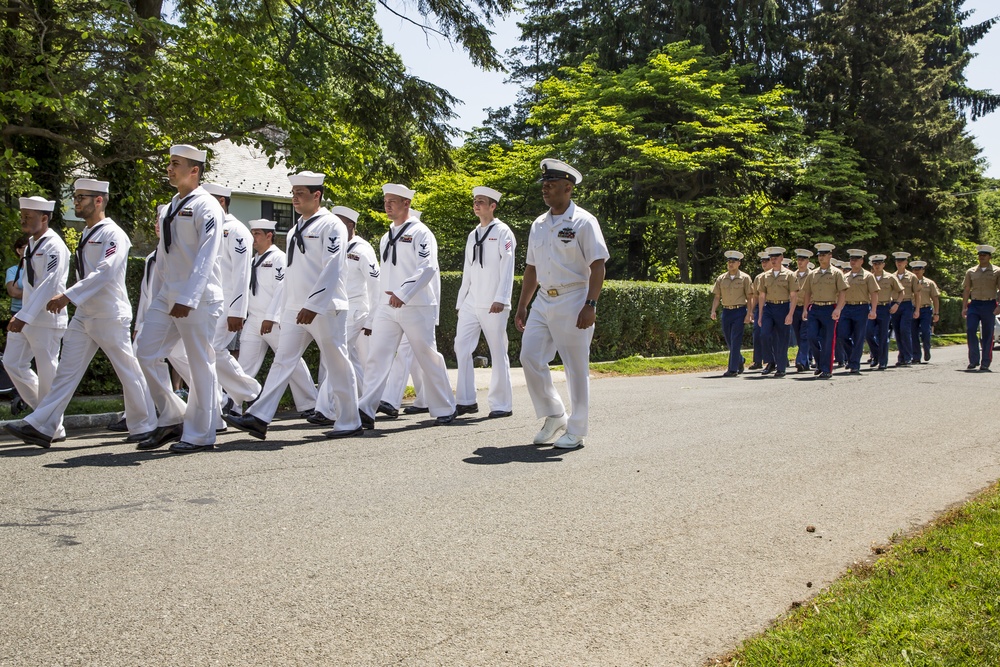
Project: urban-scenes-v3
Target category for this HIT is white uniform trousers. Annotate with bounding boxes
[136,300,222,446]
[454,301,513,412]
[238,317,317,412]
[346,308,371,396]
[381,336,425,409]
[248,309,360,432]
[360,306,453,418]
[26,316,157,439]
[520,289,595,436]
[3,324,64,410]
[212,314,261,403]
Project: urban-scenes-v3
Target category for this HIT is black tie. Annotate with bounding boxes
[382,222,413,266]
[161,194,197,254]
[144,250,157,286]
[287,214,321,266]
[472,223,496,268]
[74,223,106,280]
[13,258,22,286]
[249,249,273,295]
[24,238,46,287]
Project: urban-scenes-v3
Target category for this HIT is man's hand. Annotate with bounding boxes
[912,310,920,319]
[784,313,793,326]
[260,320,275,335]
[890,303,899,314]
[46,294,70,313]
[386,291,404,308]
[170,304,192,318]
[577,304,597,329]
[227,316,244,333]
[932,313,939,323]
[296,308,317,325]
[515,308,529,332]
[489,301,505,314]
[7,317,24,333]
[744,312,753,324]
[868,310,877,320]
[832,308,842,321]
[710,311,717,321]
[962,306,968,319]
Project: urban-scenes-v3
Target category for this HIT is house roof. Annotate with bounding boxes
[207,139,292,200]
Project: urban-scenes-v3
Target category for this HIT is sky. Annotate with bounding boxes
[378,0,1000,178]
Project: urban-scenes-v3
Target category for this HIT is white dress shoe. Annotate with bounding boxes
[533,413,568,444]
[553,432,585,449]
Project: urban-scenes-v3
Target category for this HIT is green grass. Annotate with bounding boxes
[720,482,1000,666]
[0,396,124,422]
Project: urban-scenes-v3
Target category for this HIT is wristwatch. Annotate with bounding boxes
[585,299,598,308]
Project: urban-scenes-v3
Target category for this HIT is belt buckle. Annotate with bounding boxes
[546,288,559,297]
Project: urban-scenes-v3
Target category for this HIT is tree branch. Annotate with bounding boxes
[376,0,448,39]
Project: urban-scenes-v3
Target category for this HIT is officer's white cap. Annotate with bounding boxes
[977,245,995,254]
[808,262,815,270]
[758,251,770,260]
[910,260,927,269]
[472,186,502,202]
[331,206,359,223]
[289,171,326,187]
[203,182,232,197]
[815,243,835,253]
[383,183,415,199]
[869,254,887,263]
[765,246,786,256]
[892,251,911,259]
[411,209,422,220]
[794,248,813,259]
[73,178,109,193]
[847,248,866,258]
[248,219,276,231]
[170,144,207,162]
[18,196,55,212]
[539,158,583,185]
[724,250,743,260]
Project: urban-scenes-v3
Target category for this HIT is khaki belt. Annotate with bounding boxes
[812,301,835,306]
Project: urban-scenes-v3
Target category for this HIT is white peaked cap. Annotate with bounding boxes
[473,186,503,202]
[869,254,887,262]
[170,144,207,161]
[539,158,583,185]
[248,219,276,231]
[74,178,109,193]
[910,260,927,268]
[892,251,911,259]
[19,196,55,212]
[815,243,835,253]
[847,248,866,258]
[724,250,744,260]
[794,248,813,258]
[758,251,770,260]
[383,183,416,199]
[765,246,786,256]
[203,183,232,197]
[331,206,359,223]
[976,245,995,254]
[289,171,325,187]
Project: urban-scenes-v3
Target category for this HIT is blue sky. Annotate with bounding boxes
[378,0,1000,178]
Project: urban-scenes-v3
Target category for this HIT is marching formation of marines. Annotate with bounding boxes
[4,149,607,452]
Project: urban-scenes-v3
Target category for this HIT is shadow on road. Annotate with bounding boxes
[463,443,580,465]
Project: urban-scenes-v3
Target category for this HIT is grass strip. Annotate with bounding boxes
[0,396,124,422]
[719,481,1000,666]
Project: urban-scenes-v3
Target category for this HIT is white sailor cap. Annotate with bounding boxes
[248,219,276,231]
[976,245,995,254]
[724,250,744,261]
[765,246,786,256]
[382,183,415,199]
[19,196,55,212]
[794,248,813,259]
[869,254,887,263]
[203,182,232,197]
[411,208,422,220]
[290,171,326,187]
[539,158,583,185]
[847,249,866,258]
[170,144,207,162]
[758,251,770,260]
[815,243,835,253]
[892,251,911,260]
[472,186,502,202]
[910,260,927,269]
[73,178,109,193]
[331,206,359,223]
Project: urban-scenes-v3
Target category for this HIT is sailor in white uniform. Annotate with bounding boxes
[134,144,225,453]
[225,171,362,439]
[358,185,456,426]
[237,218,317,414]
[5,180,158,448]
[334,206,379,394]
[515,159,609,449]
[3,196,69,427]
[454,186,516,418]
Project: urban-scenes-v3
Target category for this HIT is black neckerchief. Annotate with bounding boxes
[287,213,322,266]
[472,223,496,268]
[162,194,197,253]
[75,222,107,280]
[24,235,48,287]
[249,248,274,295]
[13,258,23,285]
[347,240,358,254]
[382,222,413,266]
[145,250,157,286]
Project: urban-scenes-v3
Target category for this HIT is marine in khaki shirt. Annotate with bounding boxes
[801,264,849,318]
[842,261,880,313]
[873,267,904,308]
[962,260,1000,304]
[912,266,941,323]
[711,267,755,322]
[756,263,798,326]
[893,259,922,311]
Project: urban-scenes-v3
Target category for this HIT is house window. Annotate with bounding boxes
[261,201,295,233]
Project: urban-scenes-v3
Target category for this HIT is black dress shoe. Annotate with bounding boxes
[107,417,128,432]
[774,371,786,378]
[126,430,156,443]
[222,396,241,417]
[376,401,399,418]
[722,371,738,377]
[761,365,775,376]
[298,409,316,419]
[455,403,479,415]
[748,363,762,370]
[848,369,861,375]
[813,369,822,376]
[402,405,429,415]
[967,363,978,370]
[4,422,52,448]
[169,441,215,453]
[223,413,269,440]
[359,410,375,429]
[306,411,336,427]
[868,359,878,368]
[819,372,832,379]
[487,410,513,418]
[136,424,183,450]
[434,411,458,425]
[877,366,887,371]
[738,363,745,374]
[980,366,992,372]
[323,426,365,439]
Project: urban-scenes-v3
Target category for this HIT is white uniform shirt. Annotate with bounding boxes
[526,201,610,288]
[64,218,132,319]
[134,250,159,338]
[221,213,252,319]
[155,186,224,310]
[456,218,516,309]
[344,235,380,317]
[376,217,439,307]
[282,207,349,314]
[18,228,69,329]
[247,246,286,323]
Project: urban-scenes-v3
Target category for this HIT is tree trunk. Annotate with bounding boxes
[626,176,647,279]
[676,211,689,283]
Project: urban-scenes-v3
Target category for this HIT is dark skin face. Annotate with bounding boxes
[540,179,573,214]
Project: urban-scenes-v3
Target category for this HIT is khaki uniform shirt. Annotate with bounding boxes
[963,264,1000,301]
[758,268,797,302]
[843,269,880,303]
[794,270,810,306]
[802,267,848,303]
[915,277,940,307]
[753,270,768,298]
[895,270,919,304]
[873,273,903,304]
[713,271,754,307]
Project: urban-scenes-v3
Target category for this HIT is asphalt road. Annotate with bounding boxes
[1,344,997,667]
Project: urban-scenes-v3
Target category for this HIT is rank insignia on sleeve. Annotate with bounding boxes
[47,254,58,271]
[105,241,117,258]
[275,268,284,281]
[327,236,340,254]
[234,238,247,254]
[205,216,215,233]
[417,242,430,258]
